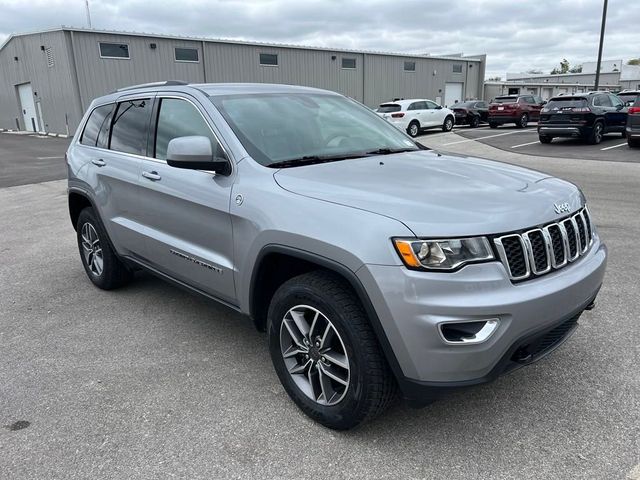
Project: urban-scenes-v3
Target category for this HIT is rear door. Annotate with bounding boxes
[424,100,442,126]
[593,94,616,131]
[137,94,237,303]
[608,94,627,131]
[81,96,152,257]
[406,101,424,125]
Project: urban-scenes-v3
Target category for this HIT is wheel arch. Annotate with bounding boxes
[248,245,407,388]
[68,188,96,231]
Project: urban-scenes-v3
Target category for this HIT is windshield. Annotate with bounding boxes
[493,97,517,104]
[210,93,420,167]
[546,98,588,109]
[618,93,639,105]
[377,104,402,113]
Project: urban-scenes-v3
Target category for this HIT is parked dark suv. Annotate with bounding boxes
[537,92,627,145]
[625,93,640,148]
[488,95,544,128]
[452,100,488,128]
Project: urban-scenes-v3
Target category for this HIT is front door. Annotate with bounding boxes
[138,95,236,303]
[17,83,38,131]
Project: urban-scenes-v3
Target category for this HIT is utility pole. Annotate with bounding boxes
[85,0,92,29]
[594,0,608,91]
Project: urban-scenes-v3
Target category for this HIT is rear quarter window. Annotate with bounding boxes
[80,103,114,148]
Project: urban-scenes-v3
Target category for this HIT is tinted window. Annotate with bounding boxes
[452,64,463,73]
[404,61,416,72]
[593,95,612,107]
[377,104,401,113]
[425,100,439,109]
[408,102,424,111]
[259,53,278,66]
[546,98,588,109]
[81,104,113,147]
[475,102,487,108]
[154,98,226,161]
[99,43,129,59]
[493,97,517,104]
[175,47,199,62]
[341,58,356,69]
[110,99,152,156]
[618,93,639,105]
[210,93,419,166]
[610,95,624,108]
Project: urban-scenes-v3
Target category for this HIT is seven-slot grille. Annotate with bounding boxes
[494,207,594,281]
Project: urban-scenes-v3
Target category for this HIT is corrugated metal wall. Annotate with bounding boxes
[0,31,82,133]
[0,29,486,134]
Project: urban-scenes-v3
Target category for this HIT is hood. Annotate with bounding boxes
[273,150,583,237]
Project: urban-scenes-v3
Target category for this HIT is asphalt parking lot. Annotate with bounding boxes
[448,123,638,163]
[1,132,639,479]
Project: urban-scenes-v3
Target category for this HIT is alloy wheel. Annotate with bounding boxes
[280,305,350,406]
[409,124,418,137]
[81,222,104,276]
[445,118,453,131]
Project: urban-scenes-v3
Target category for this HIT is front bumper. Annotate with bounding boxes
[356,238,607,403]
[538,125,589,138]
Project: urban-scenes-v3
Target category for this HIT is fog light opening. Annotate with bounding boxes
[439,319,499,345]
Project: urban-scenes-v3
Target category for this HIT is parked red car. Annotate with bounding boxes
[488,95,545,128]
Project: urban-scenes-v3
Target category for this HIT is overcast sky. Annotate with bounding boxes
[1,0,638,78]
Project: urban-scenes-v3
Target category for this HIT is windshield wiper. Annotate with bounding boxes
[268,153,366,169]
[364,147,418,155]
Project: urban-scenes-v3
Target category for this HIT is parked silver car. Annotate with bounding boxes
[67,82,607,429]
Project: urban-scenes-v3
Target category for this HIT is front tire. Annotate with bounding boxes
[539,135,553,144]
[469,115,480,128]
[407,121,420,138]
[489,122,499,129]
[76,207,132,290]
[267,271,396,430]
[442,116,454,132]
[516,113,529,128]
[587,122,604,145]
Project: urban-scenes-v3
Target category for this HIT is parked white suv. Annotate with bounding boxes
[376,99,455,137]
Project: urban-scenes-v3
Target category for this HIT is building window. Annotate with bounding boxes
[404,61,416,72]
[452,64,463,74]
[341,57,356,69]
[174,47,199,62]
[259,53,278,66]
[99,42,130,59]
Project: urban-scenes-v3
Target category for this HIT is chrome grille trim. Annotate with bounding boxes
[494,206,594,282]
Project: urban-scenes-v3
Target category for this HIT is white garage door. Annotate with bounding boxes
[444,82,463,108]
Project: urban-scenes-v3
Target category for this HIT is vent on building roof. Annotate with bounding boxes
[45,47,54,67]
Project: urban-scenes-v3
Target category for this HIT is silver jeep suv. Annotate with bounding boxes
[67,82,607,429]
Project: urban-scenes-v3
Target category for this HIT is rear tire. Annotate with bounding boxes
[516,113,529,128]
[442,116,454,132]
[489,122,499,129]
[407,121,420,138]
[76,207,132,290]
[267,270,396,430]
[587,122,604,145]
[539,135,553,144]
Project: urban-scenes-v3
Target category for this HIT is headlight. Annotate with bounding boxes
[393,237,494,271]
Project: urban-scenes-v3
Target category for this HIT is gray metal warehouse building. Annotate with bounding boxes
[0,27,486,135]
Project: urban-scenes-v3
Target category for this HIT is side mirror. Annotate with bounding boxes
[436,105,443,110]
[166,136,231,175]
[542,100,547,105]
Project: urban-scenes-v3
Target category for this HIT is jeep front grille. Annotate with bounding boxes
[494,207,593,282]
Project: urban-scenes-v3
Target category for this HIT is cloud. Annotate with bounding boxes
[1,0,638,77]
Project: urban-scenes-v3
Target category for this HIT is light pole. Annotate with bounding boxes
[594,0,608,91]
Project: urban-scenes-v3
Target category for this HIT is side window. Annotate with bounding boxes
[110,99,152,156]
[407,102,421,111]
[593,95,612,107]
[475,102,486,108]
[610,95,623,108]
[425,100,438,109]
[80,104,114,148]
[154,98,227,161]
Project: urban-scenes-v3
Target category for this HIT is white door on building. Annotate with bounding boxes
[18,83,38,132]
[444,82,463,108]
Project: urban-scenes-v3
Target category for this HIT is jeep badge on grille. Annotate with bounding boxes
[554,202,571,214]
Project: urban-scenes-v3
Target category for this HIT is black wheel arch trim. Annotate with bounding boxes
[249,244,409,393]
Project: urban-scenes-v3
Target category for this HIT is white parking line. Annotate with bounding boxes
[36,156,65,160]
[511,140,541,149]
[600,142,628,151]
[442,129,536,146]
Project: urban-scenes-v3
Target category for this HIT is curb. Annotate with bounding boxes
[0,128,68,138]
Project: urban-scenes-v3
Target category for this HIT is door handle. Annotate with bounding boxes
[142,170,161,181]
[91,159,106,167]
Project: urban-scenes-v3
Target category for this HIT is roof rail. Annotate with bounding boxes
[115,80,189,93]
